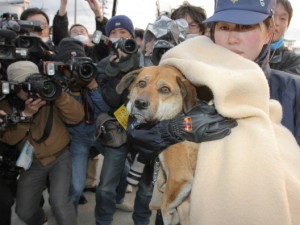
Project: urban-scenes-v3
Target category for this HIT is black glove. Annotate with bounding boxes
[127,101,237,162]
[168,101,238,142]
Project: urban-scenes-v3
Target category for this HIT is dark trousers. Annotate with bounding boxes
[0,177,17,225]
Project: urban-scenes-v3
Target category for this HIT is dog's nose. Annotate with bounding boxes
[134,99,149,109]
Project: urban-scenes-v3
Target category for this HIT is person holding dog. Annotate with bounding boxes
[128,0,300,224]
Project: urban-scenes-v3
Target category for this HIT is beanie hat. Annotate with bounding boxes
[55,37,86,62]
[105,15,135,38]
[204,0,276,25]
[7,61,39,82]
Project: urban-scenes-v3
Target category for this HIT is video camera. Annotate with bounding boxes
[0,12,50,60]
[43,56,97,86]
[151,40,174,66]
[0,32,51,60]
[0,74,62,101]
[0,12,45,32]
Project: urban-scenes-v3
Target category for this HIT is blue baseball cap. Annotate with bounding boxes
[204,0,276,25]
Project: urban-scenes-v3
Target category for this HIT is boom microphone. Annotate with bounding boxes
[7,20,21,32]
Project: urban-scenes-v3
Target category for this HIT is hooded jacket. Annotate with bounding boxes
[159,36,300,225]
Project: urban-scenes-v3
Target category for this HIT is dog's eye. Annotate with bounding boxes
[160,86,170,94]
[138,80,146,88]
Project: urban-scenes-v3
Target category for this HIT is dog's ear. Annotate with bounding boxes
[176,77,198,113]
[116,68,142,94]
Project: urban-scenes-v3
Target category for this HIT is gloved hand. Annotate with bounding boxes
[127,101,237,162]
[168,101,238,142]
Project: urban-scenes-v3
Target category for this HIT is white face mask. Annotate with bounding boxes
[41,36,50,43]
[109,38,120,43]
[29,32,49,43]
[73,35,90,45]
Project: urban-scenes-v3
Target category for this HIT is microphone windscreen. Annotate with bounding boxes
[7,20,21,32]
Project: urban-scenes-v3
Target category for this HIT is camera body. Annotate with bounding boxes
[0,74,62,101]
[43,57,97,86]
[0,12,44,32]
[151,40,174,66]
[22,74,62,101]
[0,35,49,60]
[0,113,31,130]
[111,38,138,55]
[0,12,49,60]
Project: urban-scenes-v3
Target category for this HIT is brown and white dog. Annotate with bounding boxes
[116,65,199,225]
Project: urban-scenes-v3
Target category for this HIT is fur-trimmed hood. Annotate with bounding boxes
[159,36,300,225]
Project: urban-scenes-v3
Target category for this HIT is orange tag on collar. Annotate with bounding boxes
[114,105,129,130]
[183,116,192,132]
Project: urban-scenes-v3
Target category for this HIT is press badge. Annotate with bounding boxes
[114,105,129,130]
[16,140,35,170]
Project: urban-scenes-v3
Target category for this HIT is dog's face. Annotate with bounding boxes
[116,65,197,124]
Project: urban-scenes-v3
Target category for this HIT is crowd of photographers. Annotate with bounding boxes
[0,0,186,224]
[0,0,199,222]
[1,0,299,225]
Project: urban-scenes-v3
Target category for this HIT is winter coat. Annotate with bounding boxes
[96,53,140,112]
[270,45,300,75]
[0,92,84,166]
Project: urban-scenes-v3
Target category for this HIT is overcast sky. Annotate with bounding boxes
[27,0,299,43]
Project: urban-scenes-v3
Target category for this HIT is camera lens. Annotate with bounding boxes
[0,45,12,58]
[42,81,56,96]
[40,80,61,101]
[124,39,138,54]
[79,63,95,82]
[19,37,32,49]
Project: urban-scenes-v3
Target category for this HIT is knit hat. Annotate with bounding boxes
[105,15,135,38]
[204,0,276,25]
[7,61,39,82]
[55,37,86,62]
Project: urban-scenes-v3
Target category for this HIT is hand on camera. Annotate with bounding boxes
[109,49,129,63]
[22,98,46,117]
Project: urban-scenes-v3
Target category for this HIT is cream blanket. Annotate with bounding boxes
[159,36,300,225]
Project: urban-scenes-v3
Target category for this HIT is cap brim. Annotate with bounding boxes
[204,10,270,25]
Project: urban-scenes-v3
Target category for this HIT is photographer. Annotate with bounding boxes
[54,37,110,210]
[95,15,148,225]
[52,0,109,62]
[0,61,84,225]
[140,15,188,67]
[20,7,55,64]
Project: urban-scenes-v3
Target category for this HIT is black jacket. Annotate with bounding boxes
[270,45,300,75]
[265,65,300,145]
[96,53,140,113]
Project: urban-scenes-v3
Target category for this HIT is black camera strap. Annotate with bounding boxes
[30,103,53,144]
